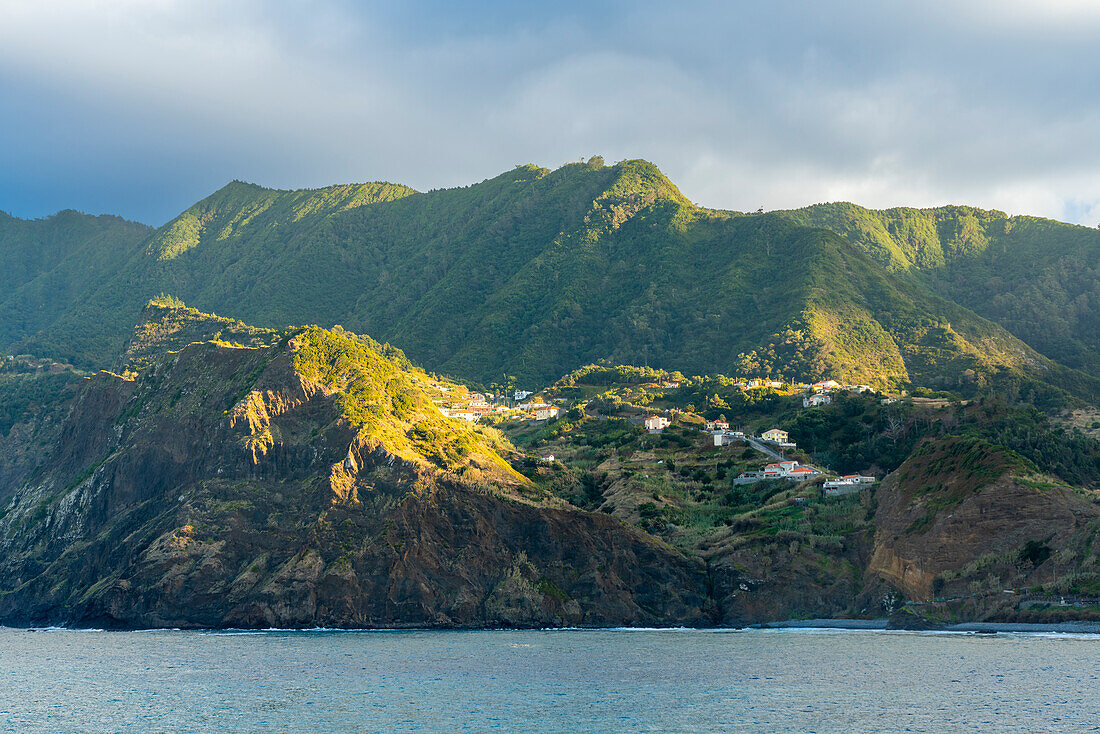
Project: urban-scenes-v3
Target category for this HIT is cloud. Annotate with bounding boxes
[1,0,1099,226]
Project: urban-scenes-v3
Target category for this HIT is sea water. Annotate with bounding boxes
[1,627,1098,733]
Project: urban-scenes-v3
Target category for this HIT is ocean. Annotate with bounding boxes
[1,627,1098,733]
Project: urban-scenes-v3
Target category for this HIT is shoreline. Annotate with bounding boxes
[758,618,1100,634]
[5,619,1100,635]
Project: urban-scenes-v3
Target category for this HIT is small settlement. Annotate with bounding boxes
[435,372,884,498]
[435,387,564,423]
[703,380,883,495]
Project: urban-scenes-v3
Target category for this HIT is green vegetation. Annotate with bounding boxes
[784,202,1100,375]
[290,324,506,474]
[3,160,1094,407]
[0,359,87,436]
[784,392,1100,488]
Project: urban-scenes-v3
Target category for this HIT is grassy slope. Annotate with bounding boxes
[121,300,524,484]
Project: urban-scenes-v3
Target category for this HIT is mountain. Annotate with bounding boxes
[0,209,151,355]
[781,202,1100,375]
[0,302,709,628]
[2,160,1097,404]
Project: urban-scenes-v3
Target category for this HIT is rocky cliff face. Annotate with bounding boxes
[0,306,710,628]
[868,437,1100,609]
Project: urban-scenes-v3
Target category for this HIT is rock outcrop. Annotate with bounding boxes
[0,305,710,628]
[868,437,1100,603]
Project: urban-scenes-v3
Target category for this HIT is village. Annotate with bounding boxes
[432,374,882,498]
[432,387,565,423]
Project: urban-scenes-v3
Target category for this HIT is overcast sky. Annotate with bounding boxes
[3,0,1100,226]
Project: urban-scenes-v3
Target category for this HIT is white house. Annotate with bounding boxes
[705,417,730,431]
[761,428,788,443]
[713,431,745,446]
[824,474,875,496]
[644,415,671,432]
[738,460,820,483]
[824,481,862,497]
[811,380,841,392]
[514,389,533,401]
[763,461,799,477]
[803,393,832,408]
[535,406,562,421]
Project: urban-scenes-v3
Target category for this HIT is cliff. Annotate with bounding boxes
[0,304,710,628]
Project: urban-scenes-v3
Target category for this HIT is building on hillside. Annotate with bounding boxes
[644,415,671,432]
[663,380,681,389]
[535,406,562,421]
[514,390,533,401]
[765,380,783,388]
[705,417,730,432]
[444,408,479,422]
[736,460,820,484]
[824,480,862,497]
[803,393,832,408]
[824,474,875,496]
[713,431,745,446]
[811,380,841,392]
[761,428,788,443]
[763,461,799,477]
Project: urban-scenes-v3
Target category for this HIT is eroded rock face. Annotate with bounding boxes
[871,475,1099,599]
[0,339,710,628]
[868,438,1100,602]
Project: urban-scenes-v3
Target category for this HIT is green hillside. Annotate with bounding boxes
[2,161,1096,404]
[783,202,1100,374]
[0,209,151,353]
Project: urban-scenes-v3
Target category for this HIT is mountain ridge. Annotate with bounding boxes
[781,201,1100,374]
[1,159,1096,405]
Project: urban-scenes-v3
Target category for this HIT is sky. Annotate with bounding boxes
[3,0,1100,227]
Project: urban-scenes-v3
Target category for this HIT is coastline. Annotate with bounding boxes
[758,618,1100,634]
[5,619,1100,635]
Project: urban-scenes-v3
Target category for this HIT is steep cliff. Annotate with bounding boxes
[868,437,1100,612]
[0,304,710,628]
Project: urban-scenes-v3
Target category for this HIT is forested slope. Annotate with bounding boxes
[783,202,1100,375]
[0,210,151,353]
[2,161,1096,403]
